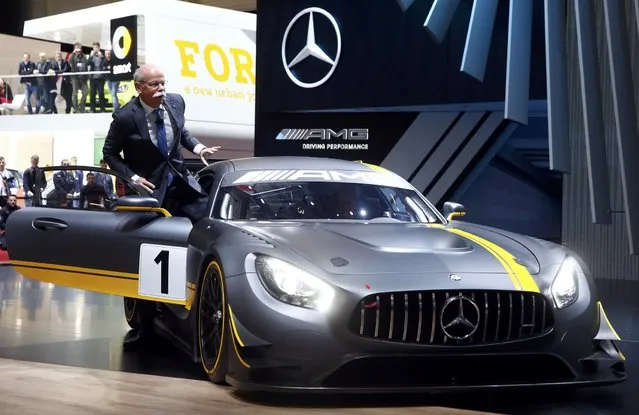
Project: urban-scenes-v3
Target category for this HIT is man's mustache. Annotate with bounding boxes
[153,91,166,98]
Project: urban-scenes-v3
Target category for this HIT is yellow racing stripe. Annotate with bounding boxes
[361,162,392,174]
[114,206,172,217]
[10,260,188,305]
[444,228,540,293]
[11,259,138,279]
[228,305,245,347]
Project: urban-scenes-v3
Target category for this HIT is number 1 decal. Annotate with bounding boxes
[139,243,187,301]
[154,250,169,295]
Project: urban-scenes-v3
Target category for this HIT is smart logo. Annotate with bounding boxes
[109,15,138,81]
[112,25,132,60]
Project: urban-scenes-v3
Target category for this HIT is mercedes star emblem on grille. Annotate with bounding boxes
[439,295,481,340]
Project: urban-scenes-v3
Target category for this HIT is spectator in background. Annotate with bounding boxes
[70,156,83,208]
[94,159,114,197]
[23,155,46,207]
[115,177,128,197]
[104,50,120,111]
[50,51,72,114]
[80,173,108,210]
[18,53,40,114]
[34,52,54,114]
[88,42,107,113]
[0,78,12,103]
[0,78,13,115]
[68,42,89,113]
[0,195,21,250]
[52,159,76,208]
[0,157,16,208]
[70,156,83,188]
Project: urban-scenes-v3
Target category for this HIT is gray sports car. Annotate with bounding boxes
[5,156,626,392]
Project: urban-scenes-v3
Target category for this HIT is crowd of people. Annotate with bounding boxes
[1,41,122,115]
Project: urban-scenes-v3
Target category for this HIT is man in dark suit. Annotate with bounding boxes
[79,173,108,210]
[22,154,47,206]
[50,52,72,114]
[102,64,219,223]
[52,160,76,208]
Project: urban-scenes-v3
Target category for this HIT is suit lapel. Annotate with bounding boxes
[132,97,152,143]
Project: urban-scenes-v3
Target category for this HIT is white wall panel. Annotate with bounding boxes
[52,131,97,167]
[25,0,255,20]
[0,132,54,172]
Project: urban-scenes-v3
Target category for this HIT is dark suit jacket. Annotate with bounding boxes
[50,59,72,83]
[102,93,203,205]
[23,166,46,194]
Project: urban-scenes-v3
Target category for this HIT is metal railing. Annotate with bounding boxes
[1,70,133,114]
[1,70,111,79]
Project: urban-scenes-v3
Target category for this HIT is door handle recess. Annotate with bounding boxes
[32,218,68,231]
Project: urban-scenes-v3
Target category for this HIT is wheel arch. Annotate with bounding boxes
[192,249,252,375]
[187,248,224,362]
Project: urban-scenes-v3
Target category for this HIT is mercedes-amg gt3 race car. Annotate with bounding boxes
[5,156,626,392]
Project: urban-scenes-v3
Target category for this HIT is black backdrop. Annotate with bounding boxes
[257,112,420,163]
[3,4,27,37]
[255,0,547,113]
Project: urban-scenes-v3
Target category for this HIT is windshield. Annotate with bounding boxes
[213,181,441,223]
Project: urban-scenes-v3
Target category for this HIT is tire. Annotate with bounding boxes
[197,260,229,384]
[123,297,155,330]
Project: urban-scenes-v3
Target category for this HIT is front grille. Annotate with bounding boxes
[349,290,554,345]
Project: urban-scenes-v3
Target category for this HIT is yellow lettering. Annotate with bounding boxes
[174,40,199,78]
[204,43,230,82]
[229,47,255,85]
[173,40,255,84]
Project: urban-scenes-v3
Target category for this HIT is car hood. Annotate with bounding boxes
[238,221,541,276]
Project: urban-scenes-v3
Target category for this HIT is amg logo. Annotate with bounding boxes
[276,128,369,141]
[234,170,376,183]
[231,169,411,189]
[233,169,397,185]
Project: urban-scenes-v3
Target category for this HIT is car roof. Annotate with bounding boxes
[211,156,375,173]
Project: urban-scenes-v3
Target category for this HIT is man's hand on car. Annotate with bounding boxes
[135,177,155,193]
[199,146,221,166]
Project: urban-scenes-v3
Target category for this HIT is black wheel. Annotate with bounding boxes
[124,297,138,329]
[197,261,228,384]
[123,297,155,330]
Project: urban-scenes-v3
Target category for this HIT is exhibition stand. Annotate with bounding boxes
[0,0,256,171]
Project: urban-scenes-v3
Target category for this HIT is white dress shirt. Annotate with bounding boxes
[0,169,14,197]
[131,100,204,181]
[140,99,176,151]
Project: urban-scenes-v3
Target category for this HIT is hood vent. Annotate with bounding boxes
[331,257,349,267]
[240,229,274,247]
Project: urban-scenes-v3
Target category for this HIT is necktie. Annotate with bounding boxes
[153,107,173,187]
[153,107,169,156]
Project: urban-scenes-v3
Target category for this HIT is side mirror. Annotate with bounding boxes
[113,195,171,217]
[443,201,466,221]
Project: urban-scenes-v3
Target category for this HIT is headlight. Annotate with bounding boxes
[550,256,580,309]
[255,255,335,312]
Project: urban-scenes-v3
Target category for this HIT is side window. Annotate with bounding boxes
[196,170,217,195]
[26,166,143,211]
[216,187,250,220]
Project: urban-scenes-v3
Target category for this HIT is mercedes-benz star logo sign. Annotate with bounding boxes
[281,7,342,89]
[439,295,480,340]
